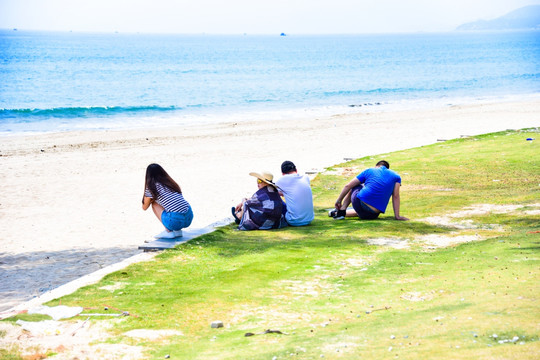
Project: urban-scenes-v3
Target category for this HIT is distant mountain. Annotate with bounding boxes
[456,5,540,31]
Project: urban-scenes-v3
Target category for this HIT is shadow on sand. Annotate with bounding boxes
[0,247,141,312]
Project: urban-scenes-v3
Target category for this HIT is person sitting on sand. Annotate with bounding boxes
[232,171,286,231]
[275,160,314,226]
[142,163,194,239]
[330,160,408,221]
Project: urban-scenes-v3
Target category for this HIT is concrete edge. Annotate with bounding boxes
[0,217,234,319]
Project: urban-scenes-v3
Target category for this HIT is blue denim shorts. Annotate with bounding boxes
[161,206,193,231]
[351,186,380,220]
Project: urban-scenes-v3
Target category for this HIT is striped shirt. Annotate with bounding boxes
[144,183,190,213]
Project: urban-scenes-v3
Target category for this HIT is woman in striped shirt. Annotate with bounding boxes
[142,163,193,239]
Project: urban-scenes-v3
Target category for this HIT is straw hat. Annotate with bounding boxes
[249,171,276,186]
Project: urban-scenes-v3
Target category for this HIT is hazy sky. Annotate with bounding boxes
[1,0,539,34]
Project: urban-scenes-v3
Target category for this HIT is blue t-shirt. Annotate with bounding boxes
[356,166,401,213]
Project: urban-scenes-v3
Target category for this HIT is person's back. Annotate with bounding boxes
[276,161,314,226]
[330,159,408,221]
[356,165,401,213]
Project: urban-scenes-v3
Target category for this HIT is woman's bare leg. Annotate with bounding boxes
[151,202,166,226]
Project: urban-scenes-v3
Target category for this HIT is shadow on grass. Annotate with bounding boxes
[415,302,473,315]
[508,242,540,251]
[188,213,455,259]
[498,216,540,229]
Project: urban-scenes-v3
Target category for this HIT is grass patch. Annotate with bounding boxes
[2,313,52,323]
[0,348,23,360]
[2,129,539,359]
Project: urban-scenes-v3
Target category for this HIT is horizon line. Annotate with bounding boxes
[3,28,539,36]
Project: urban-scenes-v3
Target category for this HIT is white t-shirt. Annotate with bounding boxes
[276,173,314,226]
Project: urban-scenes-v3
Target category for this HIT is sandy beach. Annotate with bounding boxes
[1,99,539,312]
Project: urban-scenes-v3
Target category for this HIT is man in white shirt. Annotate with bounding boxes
[275,161,315,226]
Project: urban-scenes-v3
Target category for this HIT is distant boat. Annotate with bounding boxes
[280,33,286,36]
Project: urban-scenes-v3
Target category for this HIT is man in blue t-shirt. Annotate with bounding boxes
[330,160,408,221]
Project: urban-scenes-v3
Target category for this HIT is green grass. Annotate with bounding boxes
[3,129,539,359]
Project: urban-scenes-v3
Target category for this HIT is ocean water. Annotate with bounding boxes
[0,30,539,135]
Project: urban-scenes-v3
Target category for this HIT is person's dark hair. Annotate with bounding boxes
[376,160,390,169]
[145,163,182,199]
[281,160,297,174]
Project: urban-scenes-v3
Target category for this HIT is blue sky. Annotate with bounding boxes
[1,0,539,34]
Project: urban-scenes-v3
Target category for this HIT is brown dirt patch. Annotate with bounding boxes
[0,319,144,360]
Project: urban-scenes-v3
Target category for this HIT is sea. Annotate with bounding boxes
[0,30,539,136]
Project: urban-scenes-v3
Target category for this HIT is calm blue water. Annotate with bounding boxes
[1,30,539,135]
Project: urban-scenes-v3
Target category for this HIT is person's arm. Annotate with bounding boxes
[235,198,247,212]
[142,196,153,210]
[335,178,360,210]
[275,179,284,197]
[392,182,409,220]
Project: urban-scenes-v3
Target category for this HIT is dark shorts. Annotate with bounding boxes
[161,206,194,231]
[351,185,380,220]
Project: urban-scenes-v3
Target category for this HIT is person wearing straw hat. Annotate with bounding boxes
[232,171,286,231]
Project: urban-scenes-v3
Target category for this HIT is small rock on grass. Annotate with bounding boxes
[211,321,224,328]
